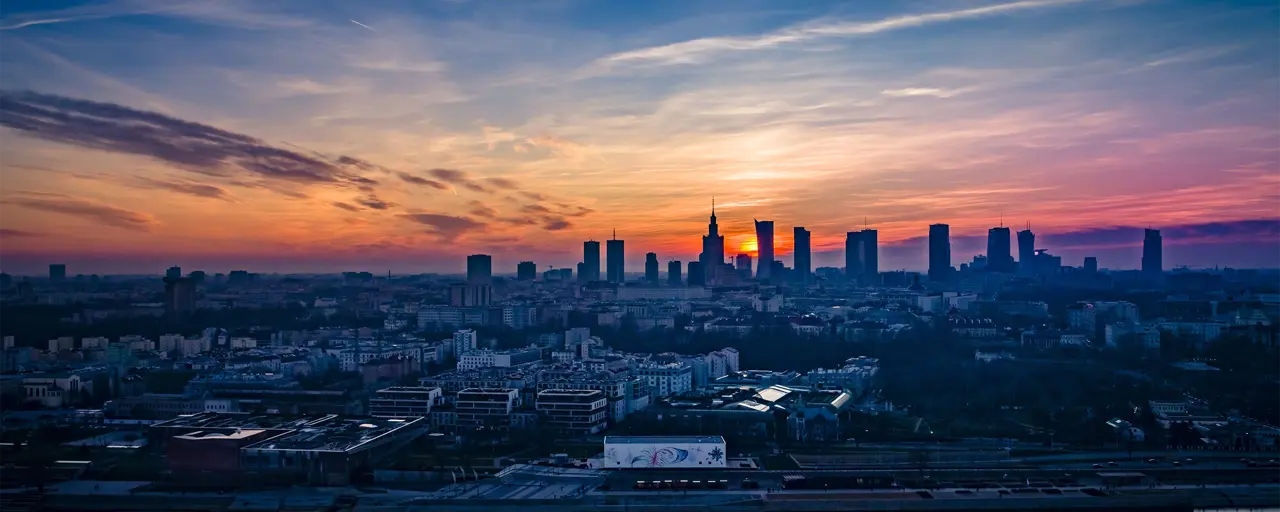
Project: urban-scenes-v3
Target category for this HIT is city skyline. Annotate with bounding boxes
[0,0,1277,274]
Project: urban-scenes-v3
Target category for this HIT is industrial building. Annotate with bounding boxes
[151,412,427,485]
[603,435,727,469]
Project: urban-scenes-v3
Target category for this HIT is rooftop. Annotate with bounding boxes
[377,386,441,393]
[173,429,266,441]
[243,416,423,453]
[604,435,725,445]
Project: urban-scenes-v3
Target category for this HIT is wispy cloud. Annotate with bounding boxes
[1139,45,1241,69]
[0,0,312,31]
[595,0,1092,67]
[881,87,973,98]
[3,193,156,232]
[349,19,376,32]
[131,177,232,200]
[399,213,486,240]
[0,228,44,238]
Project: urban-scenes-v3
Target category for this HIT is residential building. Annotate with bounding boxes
[755,219,774,280]
[453,329,478,357]
[1105,323,1162,349]
[454,388,521,430]
[536,389,608,436]
[634,362,693,398]
[456,347,542,371]
[369,386,443,418]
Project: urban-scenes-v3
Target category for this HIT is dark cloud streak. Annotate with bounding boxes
[3,194,155,232]
[0,90,377,187]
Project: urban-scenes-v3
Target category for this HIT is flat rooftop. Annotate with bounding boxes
[244,417,424,453]
[605,436,725,445]
[151,412,338,430]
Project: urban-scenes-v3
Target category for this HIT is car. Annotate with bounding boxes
[1092,464,1104,468]
[1107,462,1118,467]
[1172,461,1182,467]
[1147,458,1160,464]
[1184,458,1194,464]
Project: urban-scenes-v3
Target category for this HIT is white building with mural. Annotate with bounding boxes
[603,436,726,469]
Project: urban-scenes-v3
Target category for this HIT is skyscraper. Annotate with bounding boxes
[1142,228,1162,277]
[735,253,752,278]
[700,201,724,286]
[467,254,493,283]
[986,226,1013,273]
[668,260,682,285]
[606,231,625,283]
[583,240,601,282]
[165,266,182,279]
[645,252,659,283]
[1017,227,1035,275]
[49,264,66,282]
[687,261,704,287]
[164,277,196,315]
[517,261,536,281]
[1083,256,1098,274]
[928,224,951,282]
[793,226,811,284]
[754,219,774,280]
[845,229,878,285]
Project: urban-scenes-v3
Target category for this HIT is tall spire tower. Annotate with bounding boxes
[701,197,725,286]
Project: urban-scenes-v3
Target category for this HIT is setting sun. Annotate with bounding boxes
[739,237,758,256]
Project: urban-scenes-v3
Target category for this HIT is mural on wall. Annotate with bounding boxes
[606,444,726,468]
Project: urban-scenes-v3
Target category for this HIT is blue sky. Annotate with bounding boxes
[0,0,1276,274]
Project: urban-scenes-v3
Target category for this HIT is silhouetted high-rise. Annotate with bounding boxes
[687,261,704,287]
[754,219,774,280]
[583,240,601,282]
[164,277,196,315]
[49,264,66,282]
[845,229,878,284]
[986,226,1013,273]
[517,261,536,281]
[165,266,182,279]
[1142,228,1162,277]
[735,253,752,278]
[644,252,659,283]
[1017,227,1035,274]
[1083,256,1098,274]
[793,226,811,284]
[668,260,682,285]
[928,224,951,282]
[700,201,725,286]
[606,231,625,283]
[467,254,493,283]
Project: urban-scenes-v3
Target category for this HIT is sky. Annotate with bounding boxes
[0,0,1276,276]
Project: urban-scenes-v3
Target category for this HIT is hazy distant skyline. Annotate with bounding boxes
[0,0,1277,274]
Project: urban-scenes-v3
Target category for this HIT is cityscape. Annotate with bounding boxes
[0,0,1278,511]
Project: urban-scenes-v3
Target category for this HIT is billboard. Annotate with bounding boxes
[603,436,727,469]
